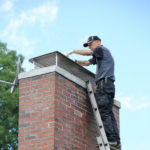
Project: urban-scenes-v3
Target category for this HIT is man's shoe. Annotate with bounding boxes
[109,141,121,150]
[110,146,121,150]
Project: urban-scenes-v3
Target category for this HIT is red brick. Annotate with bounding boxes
[19,72,120,150]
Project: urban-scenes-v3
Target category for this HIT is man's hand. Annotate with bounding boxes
[64,50,74,57]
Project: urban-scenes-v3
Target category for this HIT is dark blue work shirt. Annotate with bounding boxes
[89,45,115,83]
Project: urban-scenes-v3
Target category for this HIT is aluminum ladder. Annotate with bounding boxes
[86,80,110,150]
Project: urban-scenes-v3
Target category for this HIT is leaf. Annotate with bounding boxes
[0,41,24,149]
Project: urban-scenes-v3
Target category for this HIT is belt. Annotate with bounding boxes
[98,77,114,84]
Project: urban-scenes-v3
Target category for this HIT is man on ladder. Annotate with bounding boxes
[65,36,121,150]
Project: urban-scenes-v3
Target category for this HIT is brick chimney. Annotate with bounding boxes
[18,51,121,150]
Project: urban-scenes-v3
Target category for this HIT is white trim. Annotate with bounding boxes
[114,100,121,108]
[19,65,56,79]
[55,66,86,88]
[19,65,86,88]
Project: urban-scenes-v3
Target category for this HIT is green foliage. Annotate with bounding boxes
[0,42,24,150]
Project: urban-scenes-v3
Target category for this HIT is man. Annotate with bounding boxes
[65,36,121,150]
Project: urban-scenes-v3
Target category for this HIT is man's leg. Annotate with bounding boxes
[95,80,120,145]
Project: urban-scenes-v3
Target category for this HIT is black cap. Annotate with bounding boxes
[83,36,101,47]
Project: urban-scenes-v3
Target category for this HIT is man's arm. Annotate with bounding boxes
[75,60,91,66]
[64,49,93,57]
[73,49,93,55]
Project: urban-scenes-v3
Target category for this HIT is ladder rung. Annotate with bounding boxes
[94,108,98,111]
[89,91,92,94]
[97,143,103,147]
[96,136,105,150]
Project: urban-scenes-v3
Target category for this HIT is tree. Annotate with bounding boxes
[0,42,24,150]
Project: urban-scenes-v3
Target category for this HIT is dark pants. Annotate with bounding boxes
[95,78,120,142]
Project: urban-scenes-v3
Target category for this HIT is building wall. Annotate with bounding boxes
[19,73,56,150]
[19,72,120,150]
[113,105,120,132]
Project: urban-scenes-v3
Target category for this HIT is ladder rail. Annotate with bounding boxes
[86,80,110,150]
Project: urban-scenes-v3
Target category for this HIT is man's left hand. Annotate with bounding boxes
[64,50,74,57]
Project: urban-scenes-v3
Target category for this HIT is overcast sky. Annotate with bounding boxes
[0,0,150,149]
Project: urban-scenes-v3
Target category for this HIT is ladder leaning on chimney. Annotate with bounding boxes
[86,80,110,150]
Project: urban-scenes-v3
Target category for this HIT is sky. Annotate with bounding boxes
[0,0,150,149]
